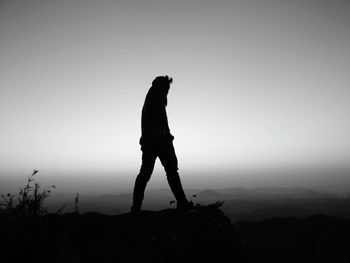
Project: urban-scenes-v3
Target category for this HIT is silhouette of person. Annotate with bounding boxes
[131,75,193,212]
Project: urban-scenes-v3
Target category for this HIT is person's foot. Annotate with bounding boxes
[176,201,194,210]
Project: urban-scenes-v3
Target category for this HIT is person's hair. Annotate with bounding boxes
[144,75,173,108]
[151,75,173,88]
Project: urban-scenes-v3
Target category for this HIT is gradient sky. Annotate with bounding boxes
[1,0,350,193]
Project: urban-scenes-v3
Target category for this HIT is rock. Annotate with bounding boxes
[0,206,242,263]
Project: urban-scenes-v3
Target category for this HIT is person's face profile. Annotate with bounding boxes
[165,83,170,94]
[159,82,170,95]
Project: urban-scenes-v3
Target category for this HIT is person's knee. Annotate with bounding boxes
[138,165,153,182]
[164,160,178,172]
[165,168,179,179]
[162,158,178,174]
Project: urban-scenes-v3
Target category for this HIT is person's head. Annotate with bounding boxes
[151,75,173,96]
[146,75,173,107]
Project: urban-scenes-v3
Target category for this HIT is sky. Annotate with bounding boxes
[1,0,350,194]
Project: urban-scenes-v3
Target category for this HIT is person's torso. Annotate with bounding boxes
[140,104,173,145]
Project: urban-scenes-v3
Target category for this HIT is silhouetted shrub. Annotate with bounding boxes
[0,170,56,222]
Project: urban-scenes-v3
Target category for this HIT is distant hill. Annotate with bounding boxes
[194,189,229,201]
[222,197,350,222]
[214,187,249,195]
[215,187,336,198]
[45,187,344,217]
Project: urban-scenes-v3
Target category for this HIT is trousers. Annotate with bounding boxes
[132,140,187,208]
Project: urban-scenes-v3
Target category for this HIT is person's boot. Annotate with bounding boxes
[167,173,192,210]
[131,176,148,213]
[176,200,194,210]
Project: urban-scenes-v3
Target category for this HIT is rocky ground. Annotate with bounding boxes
[1,206,349,263]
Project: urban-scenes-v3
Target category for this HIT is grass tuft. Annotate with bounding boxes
[0,170,56,222]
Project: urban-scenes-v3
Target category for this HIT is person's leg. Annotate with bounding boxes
[158,142,191,208]
[131,148,157,212]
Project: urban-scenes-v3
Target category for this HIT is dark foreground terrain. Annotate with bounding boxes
[1,207,349,263]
